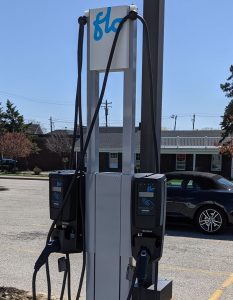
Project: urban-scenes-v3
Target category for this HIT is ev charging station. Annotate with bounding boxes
[33,3,172,300]
[86,5,171,300]
[86,6,138,299]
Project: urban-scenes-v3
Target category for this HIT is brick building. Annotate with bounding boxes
[75,127,233,178]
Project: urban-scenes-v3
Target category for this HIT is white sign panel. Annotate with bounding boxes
[89,6,130,71]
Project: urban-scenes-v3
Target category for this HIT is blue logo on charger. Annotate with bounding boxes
[147,185,155,192]
[93,7,122,41]
[142,198,154,208]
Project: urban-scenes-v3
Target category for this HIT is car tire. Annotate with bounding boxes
[194,206,227,234]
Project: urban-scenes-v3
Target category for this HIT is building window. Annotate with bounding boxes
[135,153,140,173]
[109,153,118,169]
[211,154,222,171]
[176,154,186,170]
[136,153,140,161]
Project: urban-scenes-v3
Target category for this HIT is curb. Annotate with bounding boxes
[0,176,49,181]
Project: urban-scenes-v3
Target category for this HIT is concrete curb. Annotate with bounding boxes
[0,175,49,181]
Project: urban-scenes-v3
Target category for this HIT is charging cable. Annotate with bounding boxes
[126,248,150,300]
[32,239,60,300]
[32,7,158,300]
[33,10,135,300]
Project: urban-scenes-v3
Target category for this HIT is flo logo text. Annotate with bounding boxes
[93,7,122,41]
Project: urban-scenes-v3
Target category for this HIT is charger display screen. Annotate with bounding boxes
[137,183,156,216]
[51,178,63,207]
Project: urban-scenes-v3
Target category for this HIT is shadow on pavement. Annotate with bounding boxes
[0,186,8,191]
[165,219,233,241]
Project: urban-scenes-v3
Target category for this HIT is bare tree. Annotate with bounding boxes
[46,132,72,168]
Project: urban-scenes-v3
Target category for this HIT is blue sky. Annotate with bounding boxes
[0,0,232,132]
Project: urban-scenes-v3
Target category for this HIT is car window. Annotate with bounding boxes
[195,178,216,190]
[217,177,233,189]
[186,180,201,190]
[167,178,201,190]
[167,179,183,188]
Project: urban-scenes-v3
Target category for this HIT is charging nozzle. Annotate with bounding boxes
[34,239,60,272]
[137,248,151,287]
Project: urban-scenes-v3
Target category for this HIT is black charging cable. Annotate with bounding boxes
[70,16,87,168]
[33,8,155,300]
[75,11,139,300]
[32,10,133,300]
[127,262,138,300]
[126,248,150,300]
[136,14,160,173]
[59,15,87,300]
[74,15,86,300]
[44,10,138,249]
[32,239,60,300]
[66,254,72,300]
[45,260,51,299]
[60,267,67,300]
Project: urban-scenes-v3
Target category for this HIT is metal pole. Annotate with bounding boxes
[140,0,165,173]
[105,100,108,127]
[139,1,165,298]
[86,15,99,299]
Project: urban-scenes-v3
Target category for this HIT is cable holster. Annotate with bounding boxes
[137,248,151,287]
[34,239,60,271]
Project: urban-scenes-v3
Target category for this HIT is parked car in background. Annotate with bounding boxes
[166,171,233,234]
[0,158,17,172]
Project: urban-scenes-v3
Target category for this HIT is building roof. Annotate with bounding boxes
[26,123,43,135]
[46,129,74,136]
[161,130,222,137]
[74,127,223,154]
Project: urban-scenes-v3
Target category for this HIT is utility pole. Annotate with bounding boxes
[140,0,165,173]
[101,100,112,127]
[49,116,54,133]
[171,114,177,131]
[192,114,196,130]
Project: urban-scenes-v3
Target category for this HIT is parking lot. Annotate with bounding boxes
[0,178,233,299]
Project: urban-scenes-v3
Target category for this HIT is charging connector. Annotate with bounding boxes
[137,248,151,287]
[34,239,60,272]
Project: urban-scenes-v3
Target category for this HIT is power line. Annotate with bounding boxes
[0,90,74,106]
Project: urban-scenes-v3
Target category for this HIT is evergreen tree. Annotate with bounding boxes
[220,65,233,142]
[3,99,30,133]
[0,102,5,134]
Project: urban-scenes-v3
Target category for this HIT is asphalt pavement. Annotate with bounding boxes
[0,178,233,299]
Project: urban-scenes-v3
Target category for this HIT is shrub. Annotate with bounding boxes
[33,166,42,175]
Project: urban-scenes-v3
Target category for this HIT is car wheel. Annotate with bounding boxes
[195,206,227,234]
